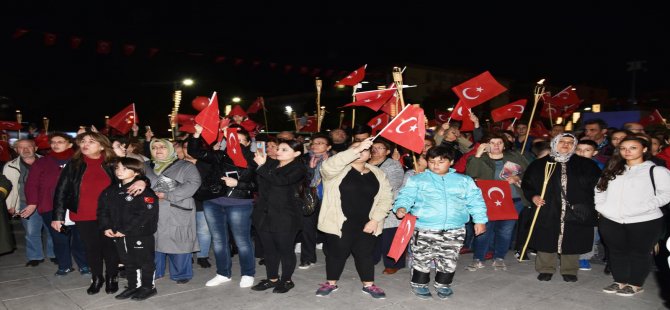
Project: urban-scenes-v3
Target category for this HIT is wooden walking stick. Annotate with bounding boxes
[262,98,269,132]
[521,79,545,154]
[519,161,557,262]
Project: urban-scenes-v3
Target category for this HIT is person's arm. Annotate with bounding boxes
[320,139,373,181]
[257,161,306,186]
[164,163,202,204]
[393,175,419,216]
[97,190,112,231]
[384,160,405,194]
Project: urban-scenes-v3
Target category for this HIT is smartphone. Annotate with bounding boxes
[225,171,239,180]
[255,141,266,155]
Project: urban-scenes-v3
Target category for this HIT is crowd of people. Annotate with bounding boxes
[0,112,669,302]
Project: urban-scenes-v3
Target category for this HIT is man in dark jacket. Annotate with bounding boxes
[0,175,15,255]
[522,133,601,282]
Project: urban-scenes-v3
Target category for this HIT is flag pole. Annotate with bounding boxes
[292,111,299,132]
[43,117,50,135]
[339,111,345,129]
[392,67,406,113]
[16,110,22,138]
[547,103,554,127]
[262,98,269,132]
[351,86,357,141]
[521,79,545,154]
[316,78,323,132]
[510,117,517,129]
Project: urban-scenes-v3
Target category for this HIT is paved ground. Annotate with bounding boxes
[1,219,668,309]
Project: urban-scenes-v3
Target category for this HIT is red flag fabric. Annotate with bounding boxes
[12,28,29,39]
[379,91,402,116]
[549,86,581,106]
[96,40,111,54]
[491,99,527,122]
[640,109,665,126]
[123,44,136,56]
[107,104,138,135]
[434,110,451,124]
[70,36,82,49]
[239,119,258,134]
[44,33,57,46]
[451,71,507,108]
[475,180,518,221]
[299,116,318,132]
[342,88,396,111]
[35,133,50,150]
[246,97,265,114]
[387,214,416,262]
[0,121,22,131]
[367,113,390,136]
[335,64,366,87]
[380,105,426,154]
[541,87,581,119]
[529,120,550,138]
[459,108,475,132]
[195,93,220,144]
[449,101,468,121]
[177,114,197,134]
[226,127,247,168]
[0,141,11,162]
[540,100,559,119]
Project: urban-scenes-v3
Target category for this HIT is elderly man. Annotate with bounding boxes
[582,119,611,164]
[3,139,54,266]
[521,133,601,282]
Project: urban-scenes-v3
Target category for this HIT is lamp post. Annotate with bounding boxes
[171,78,195,140]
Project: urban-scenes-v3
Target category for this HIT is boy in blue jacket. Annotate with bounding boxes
[394,145,487,299]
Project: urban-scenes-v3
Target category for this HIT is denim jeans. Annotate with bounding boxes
[473,219,517,260]
[195,211,212,258]
[20,206,54,260]
[155,252,192,281]
[203,199,255,278]
[41,212,88,270]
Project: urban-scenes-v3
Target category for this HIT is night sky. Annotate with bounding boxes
[1,1,667,134]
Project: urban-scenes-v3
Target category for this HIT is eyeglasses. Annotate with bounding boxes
[371,146,387,151]
[311,142,328,145]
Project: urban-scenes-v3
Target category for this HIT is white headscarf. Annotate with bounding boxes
[550,133,577,163]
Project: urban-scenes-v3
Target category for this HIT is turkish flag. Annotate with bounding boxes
[548,86,581,106]
[123,44,136,56]
[96,40,111,54]
[434,109,451,124]
[239,119,258,134]
[368,113,390,136]
[459,108,475,132]
[0,121,22,130]
[449,100,468,121]
[387,214,416,262]
[540,99,559,119]
[491,99,527,122]
[299,116,318,132]
[44,33,57,46]
[335,64,366,87]
[195,92,220,144]
[380,105,426,154]
[475,180,518,221]
[107,103,138,135]
[558,102,581,118]
[246,97,265,114]
[177,114,197,133]
[529,120,550,138]
[226,127,247,168]
[342,88,396,111]
[35,133,50,150]
[380,91,402,116]
[640,109,665,126]
[70,36,82,49]
[451,71,507,108]
[12,28,29,39]
[0,141,11,162]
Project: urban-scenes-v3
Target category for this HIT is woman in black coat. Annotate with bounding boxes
[250,140,307,294]
[522,133,601,282]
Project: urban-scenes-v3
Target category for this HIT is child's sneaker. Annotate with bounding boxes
[465,259,485,271]
[578,259,591,271]
[361,284,386,299]
[435,286,453,299]
[616,285,644,297]
[55,268,74,276]
[410,284,432,299]
[79,267,91,277]
[315,282,338,297]
[492,258,507,271]
[602,282,624,294]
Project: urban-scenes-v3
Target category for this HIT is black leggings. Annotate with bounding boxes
[76,220,119,277]
[258,230,298,281]
[325,222,377,282]
[598,216,663,287]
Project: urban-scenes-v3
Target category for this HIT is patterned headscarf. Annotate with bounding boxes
[150,139,177,174]
[550,133,577,163]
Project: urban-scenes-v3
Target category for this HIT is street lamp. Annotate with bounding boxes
[182,78,194,86]
[172,78,195,140]
[232,97,241,103]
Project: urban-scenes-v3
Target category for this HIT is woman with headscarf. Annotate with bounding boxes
[521,133,601,282]
[145,139,201,284]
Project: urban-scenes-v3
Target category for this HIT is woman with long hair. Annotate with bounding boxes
[52,131,146,295]
[595,136,670,296]
[250,139,306,293]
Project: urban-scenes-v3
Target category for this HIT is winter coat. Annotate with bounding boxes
[522,156,601,254]
[52,159,114,222]
[25,155,69,214]
[0,175,15,254]
[253,159,307,232]
[595,161,670,224]
[98,180,159,237]
[3,155,41,214]
[394,169,488,230]
[465,150,530,206]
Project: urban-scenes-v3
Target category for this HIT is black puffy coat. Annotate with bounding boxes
[97,180,159,237]
[253,159,306,232]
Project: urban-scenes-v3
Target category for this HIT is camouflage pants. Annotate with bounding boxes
[410,228,465,275]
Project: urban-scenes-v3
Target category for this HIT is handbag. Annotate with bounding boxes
[295,183,320,216]
[560,186,597,226]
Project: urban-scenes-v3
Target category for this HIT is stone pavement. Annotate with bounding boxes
[1,219,668,310]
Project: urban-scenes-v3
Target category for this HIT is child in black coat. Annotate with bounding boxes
[98,157,159,301]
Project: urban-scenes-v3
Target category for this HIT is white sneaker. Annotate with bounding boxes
[206,274,231,287]
[240,275,254,288]
[316,243,323,250]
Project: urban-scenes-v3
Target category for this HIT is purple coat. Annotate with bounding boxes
[25,155,69,214]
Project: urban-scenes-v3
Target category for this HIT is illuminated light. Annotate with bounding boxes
[572,112,581,124]
[182,79,194,86]
[232,97,241,103]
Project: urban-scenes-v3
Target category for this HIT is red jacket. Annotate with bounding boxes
[25,154,70,214]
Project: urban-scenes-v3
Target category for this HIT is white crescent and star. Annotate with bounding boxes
[393,117,418,134]
[399,218,412,244]
[457,107,463,117]
[228,132,238,154]
[462,87,483,100]
[369,117,383,129]
[487,187,505,206]
[508,105,525,114]
[437,114,449,122]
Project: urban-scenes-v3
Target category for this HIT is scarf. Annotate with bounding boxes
[150,139,177,175]
[308,151,329,187]
[550,133,577,163]
[50,148,74,161]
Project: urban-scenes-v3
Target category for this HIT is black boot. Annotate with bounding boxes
[87,275,105,295]
[131,287,157,301]
[105,275,119,294]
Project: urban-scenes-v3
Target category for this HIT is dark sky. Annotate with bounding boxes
[1,1,667,133]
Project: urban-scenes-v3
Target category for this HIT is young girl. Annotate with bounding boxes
[98,157,159,301]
